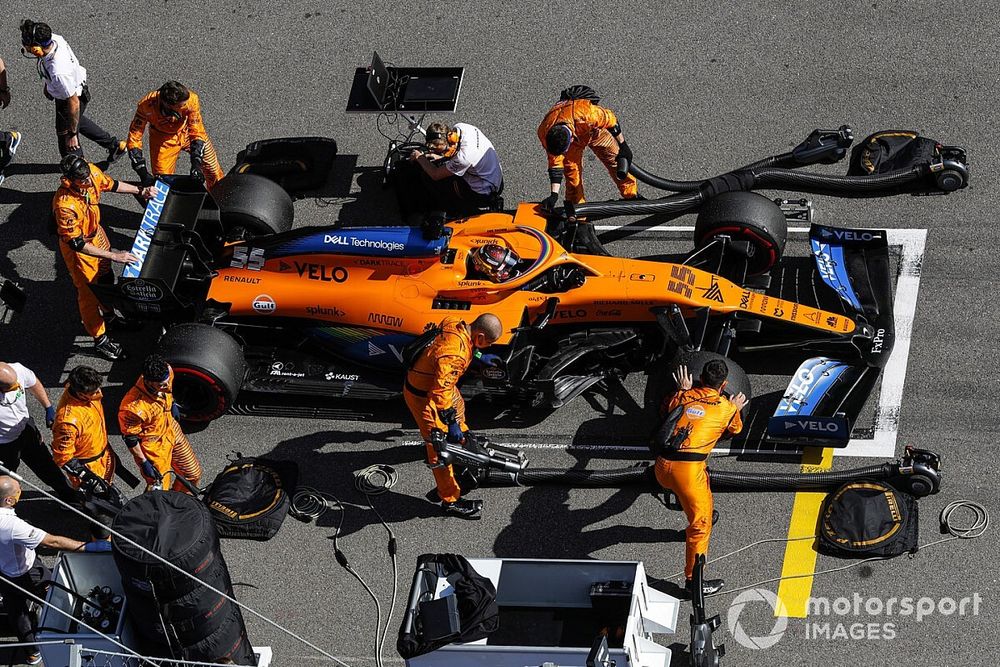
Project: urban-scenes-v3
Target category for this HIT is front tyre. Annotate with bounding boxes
[695,192,787,275]
[157,324,246,422]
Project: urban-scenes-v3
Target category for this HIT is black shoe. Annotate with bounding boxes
[442,498,482,519]
[686,577,725,596]
[712,510,719,526]
[425,488,441,503]
[94,334,127,360]
[106,139,126,164]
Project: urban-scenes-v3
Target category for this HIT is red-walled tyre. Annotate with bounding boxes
[695,192,787,275]
[157,324,246,422]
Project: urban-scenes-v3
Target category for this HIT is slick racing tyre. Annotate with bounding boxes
[645,350,752,424]
[695,191,787,275]
[212,173,294,237]
[157,324,246,422]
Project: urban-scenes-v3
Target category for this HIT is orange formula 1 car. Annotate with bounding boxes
[91,173,894,447]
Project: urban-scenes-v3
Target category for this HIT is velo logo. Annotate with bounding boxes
[727,588,789,650]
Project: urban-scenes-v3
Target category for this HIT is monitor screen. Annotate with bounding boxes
[366,51,389,108]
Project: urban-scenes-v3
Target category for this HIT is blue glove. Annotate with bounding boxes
[45,405,56,428]
[83,541,112,553]
[171,403,181,419]
[141,460,159,480]
[475,353,502,368]
[447,421,465,444]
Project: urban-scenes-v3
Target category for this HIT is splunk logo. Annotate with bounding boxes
[306,305,345,317]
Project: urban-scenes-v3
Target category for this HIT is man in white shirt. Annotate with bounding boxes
[0,475,107,665]
[19,20,124,161]
[0,362,81,504]
[407,121,504,217]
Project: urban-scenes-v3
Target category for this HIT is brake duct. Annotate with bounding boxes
[480,446,941,498]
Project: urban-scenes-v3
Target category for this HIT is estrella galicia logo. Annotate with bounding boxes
[727,588,789,650]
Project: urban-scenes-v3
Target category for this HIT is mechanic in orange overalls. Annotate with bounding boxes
[52,155,154,360]
[403,314,503,519]
[537,85,638,210]
[126,81,224,188]
[654,360,747,596]
[51,365,115,487]
[118,355,202,493]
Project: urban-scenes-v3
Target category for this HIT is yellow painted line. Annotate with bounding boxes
[775,447,833,618]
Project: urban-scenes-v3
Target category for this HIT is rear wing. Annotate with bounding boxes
[767,224,894,446]
[90,176,220,319]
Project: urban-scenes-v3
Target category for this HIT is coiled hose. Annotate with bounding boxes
[484,461,898,491]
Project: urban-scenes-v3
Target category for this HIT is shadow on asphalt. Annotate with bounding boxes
[260,429,442,539]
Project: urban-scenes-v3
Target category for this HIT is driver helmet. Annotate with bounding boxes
[472,243,520,282]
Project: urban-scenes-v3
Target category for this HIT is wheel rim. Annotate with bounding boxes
[172,368,228,421]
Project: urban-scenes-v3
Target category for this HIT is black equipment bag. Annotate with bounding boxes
[397,553,499,659]
[203,457,298,541]
[817,481,919,558]
[848,130,940,175]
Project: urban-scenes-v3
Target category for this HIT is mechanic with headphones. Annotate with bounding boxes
[654,361,747,597]
[404,314,504,519]
[407,121,504,217]
[538,85,638,211]
[52,155,155,360]
[127,81,225,188]
[19,20,125,161]
[0,56,23,187]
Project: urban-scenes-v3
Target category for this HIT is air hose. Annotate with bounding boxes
[628,153,793,193]
[482,447,942,498]
[574,165,926,219]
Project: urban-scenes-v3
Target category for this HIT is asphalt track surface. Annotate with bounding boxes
[1,2,997,665]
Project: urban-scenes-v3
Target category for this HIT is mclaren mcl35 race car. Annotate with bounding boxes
[92,161,908,448]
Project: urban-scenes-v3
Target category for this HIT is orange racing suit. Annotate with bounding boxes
[51,389,115,487]
[537,98,638,205]
[654,386,743,579]
[118,371,202,492]
[403,317,474,504]
[52,163,117,338]
[127,89,224,187]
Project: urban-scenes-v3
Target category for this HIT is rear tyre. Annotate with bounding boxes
[157,324,246,422]
[211,173,294,237]
[695,192,787,274]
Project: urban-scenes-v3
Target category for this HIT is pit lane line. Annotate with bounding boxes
[594,224,928,459]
